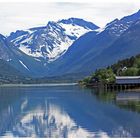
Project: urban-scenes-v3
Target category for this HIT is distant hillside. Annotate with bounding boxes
[0,59,25,84]
[0,59,79,84]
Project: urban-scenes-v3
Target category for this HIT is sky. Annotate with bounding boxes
[0,0,140,35]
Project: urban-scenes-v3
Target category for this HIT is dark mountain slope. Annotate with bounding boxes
[90,19,140,70]
[46,10,140,77]
[68,19,140,75]
[0,59,22,77]
[0,59,25,83]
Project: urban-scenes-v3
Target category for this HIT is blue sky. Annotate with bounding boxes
[0,0,140,35]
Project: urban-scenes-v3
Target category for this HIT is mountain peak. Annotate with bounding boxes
[58,18,99,30]
[58,18,87,24]
[106,18,119,27]
[102,10,140,37]
[47,21,62,29]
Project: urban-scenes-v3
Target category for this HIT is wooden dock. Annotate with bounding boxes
[85,83,140,91]
[104,83,140,91]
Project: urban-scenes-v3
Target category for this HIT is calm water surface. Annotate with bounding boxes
[0,84,140,138]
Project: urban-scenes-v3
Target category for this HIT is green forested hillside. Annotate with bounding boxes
[110,54,140,76]
[80,54,140,85]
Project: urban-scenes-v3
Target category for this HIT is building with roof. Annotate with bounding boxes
[116,76,140,84]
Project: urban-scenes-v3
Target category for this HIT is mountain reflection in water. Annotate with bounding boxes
[0,85,140,137]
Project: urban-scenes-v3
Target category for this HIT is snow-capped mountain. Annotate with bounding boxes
[0,33,50,76]
[1,10,140,78]
[7,18,99,62]
[45,10,140,77]
[98,10,140,37]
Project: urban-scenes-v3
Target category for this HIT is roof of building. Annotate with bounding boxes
[116,76,140,80]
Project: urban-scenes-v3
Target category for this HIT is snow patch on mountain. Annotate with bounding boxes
[59,23,92,38]
[19,45,44,58]
[19,60,29,71]
[95,27,105,34]
[47,38,73,62]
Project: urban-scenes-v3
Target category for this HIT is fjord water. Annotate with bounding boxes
[0,85,140,138]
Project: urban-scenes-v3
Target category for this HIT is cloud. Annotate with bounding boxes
[0,1,140,35]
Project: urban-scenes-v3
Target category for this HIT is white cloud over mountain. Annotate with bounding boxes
[0,0,140,35]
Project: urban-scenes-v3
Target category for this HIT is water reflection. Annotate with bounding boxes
[0,86,140,137]
[9,103,96,137]
[0,87,104,137]
[92,88,140,113]
[116,92,140,113]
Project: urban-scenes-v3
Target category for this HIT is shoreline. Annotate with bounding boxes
[79,83,140,92]
[0,83,78,87]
